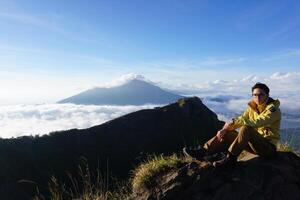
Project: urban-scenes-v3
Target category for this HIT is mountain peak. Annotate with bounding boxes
[105,73,151,88]
[58,75,184,105]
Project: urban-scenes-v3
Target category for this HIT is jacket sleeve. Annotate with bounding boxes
[235,106,280,128]
[228,107,250,130]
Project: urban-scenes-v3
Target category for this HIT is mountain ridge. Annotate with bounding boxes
[0,96,223,199]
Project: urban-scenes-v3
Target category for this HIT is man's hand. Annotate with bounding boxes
[222,119,234,131]
[216,129,227,141]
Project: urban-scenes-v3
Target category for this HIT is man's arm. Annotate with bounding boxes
[235,107,280,128]
[226,107,250,130]
[216,107,250,141]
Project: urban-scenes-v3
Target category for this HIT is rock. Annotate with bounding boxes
[132,152,300,200]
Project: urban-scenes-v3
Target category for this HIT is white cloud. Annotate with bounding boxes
[172,71,300,95]
[241,75,260,82]
[181,72,300,129]
[0,12,96,42]
[270,72,300,83]
[0,12,67,35]
[0,103,160,138]
[198,57,245,66]
[98,73,157,88]
[262,49,300,61]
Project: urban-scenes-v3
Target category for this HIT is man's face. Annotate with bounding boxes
[252,88,268,105]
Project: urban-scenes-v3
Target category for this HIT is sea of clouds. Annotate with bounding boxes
[0,103,160,138]
[1,72,300,138]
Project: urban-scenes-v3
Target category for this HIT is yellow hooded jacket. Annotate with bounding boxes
[228,97,281,145]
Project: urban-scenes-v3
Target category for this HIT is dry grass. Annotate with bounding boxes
[32,159,131,200]
[131,154,184,192]
[277,141,300,156]
[32,140,300,200]
[178,98,186,107]
[277,141,295,152]
[278,141,296,154]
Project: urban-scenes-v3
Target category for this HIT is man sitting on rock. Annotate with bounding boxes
[183,82,281,168]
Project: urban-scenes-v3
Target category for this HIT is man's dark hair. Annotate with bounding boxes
[252,82,270,95]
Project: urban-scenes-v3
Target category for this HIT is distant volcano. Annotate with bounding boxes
[58,79,184,105]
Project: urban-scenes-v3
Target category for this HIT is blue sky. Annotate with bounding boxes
[0,0,300,105]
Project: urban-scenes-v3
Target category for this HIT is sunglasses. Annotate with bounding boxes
[252,93,266,97]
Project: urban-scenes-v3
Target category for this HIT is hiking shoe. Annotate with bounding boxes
[212,153,237,168]
[183,146,207,161]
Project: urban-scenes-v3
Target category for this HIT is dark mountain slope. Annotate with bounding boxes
[0,97,223,199]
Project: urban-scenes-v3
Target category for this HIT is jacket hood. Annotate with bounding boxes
[270,99,280,108]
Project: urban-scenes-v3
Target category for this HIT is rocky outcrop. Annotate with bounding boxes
[132,152,300,200]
